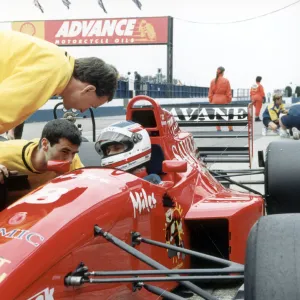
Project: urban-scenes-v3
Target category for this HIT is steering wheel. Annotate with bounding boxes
[53,102,96,142]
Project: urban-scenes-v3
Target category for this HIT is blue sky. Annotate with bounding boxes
[0,0,299,93]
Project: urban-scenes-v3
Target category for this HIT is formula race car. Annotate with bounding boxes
[0,96,298,300]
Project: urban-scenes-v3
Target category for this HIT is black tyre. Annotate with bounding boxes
[245,214,300,300]
[265,140,300,214]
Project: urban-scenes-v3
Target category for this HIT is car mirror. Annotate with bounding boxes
[47,160,70,174]
[162,160,187,173]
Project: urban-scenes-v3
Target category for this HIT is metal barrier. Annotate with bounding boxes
[51,81,249,101]
[114,81,233,99]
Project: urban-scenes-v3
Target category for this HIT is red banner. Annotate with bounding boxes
[44,17,169,46]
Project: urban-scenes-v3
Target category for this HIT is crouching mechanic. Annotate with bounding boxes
[95,121,162,184]
[0,119,84,202]
[262,94,288,136]
[280,102,300,139]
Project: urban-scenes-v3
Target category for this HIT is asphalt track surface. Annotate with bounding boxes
[7,104,284,300]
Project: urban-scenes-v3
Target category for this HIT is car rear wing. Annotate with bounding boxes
[164,103,254,168]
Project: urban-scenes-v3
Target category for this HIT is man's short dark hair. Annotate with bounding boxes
[40,119,82,147]
[256,76,262,83]
[73,57,119,102]
[273,94,282,102]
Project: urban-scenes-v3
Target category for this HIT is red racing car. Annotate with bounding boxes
[0,96,269,299]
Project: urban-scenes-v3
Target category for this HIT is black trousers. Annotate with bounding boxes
[6,122,25,139]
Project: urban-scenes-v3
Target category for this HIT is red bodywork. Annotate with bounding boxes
[0,96,263,299]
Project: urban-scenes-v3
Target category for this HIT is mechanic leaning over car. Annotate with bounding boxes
[95,121,162,185]
[0,119,84,202]
[0,30,119,136]
[208,66,233,132]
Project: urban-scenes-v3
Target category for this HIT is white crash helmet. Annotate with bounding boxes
[95,121,151,171]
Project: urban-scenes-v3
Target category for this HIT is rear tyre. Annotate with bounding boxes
[265,140,300,214]
[245,214,300,300]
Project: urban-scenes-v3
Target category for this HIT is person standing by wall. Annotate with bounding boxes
[250,76,265,121]
[134,71,142,95]
[208,66,233,131]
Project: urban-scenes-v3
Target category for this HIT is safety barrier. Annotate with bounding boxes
[51,80,249,101]
[113,81,239,100]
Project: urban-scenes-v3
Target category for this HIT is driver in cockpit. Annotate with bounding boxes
[95,121,162,184]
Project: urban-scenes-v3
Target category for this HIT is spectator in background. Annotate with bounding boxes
[279,102,300,139]
[262,94,287,136]
[250,76,266,122]
[208,66,233,132]
[134,71,142,95]
[128,72,135,98]
[125,71,131,81]
[156,68,163,84]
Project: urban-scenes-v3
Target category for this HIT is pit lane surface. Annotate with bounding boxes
[9,107,284,300]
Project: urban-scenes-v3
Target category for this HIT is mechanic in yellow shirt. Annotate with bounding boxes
[0,30,119,136]
[0,119,84,203]
[262,94,288,135]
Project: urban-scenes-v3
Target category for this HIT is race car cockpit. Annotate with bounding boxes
[126,96,198,181]
[127,101,167,175]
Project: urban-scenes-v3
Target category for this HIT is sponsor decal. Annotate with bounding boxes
[0,228,44,247]
[164,202,185,263]
[130,189,157,218]
[168,107,248,122]
[172,136,198,165]
[11,21,45,40]
[9,187,69,208]
[27,287,55,300]
[12,17,169,46]
[0,257,11,283]
[44,17,169,46]
[9,177,103,208]
[166,115,179,136]
[8,212,27,225]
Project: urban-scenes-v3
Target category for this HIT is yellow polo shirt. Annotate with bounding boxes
[0,139,83,201]
[0,30,75,133]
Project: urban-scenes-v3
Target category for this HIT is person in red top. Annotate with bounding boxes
[208,66,232,131]
[250,76,265,121]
